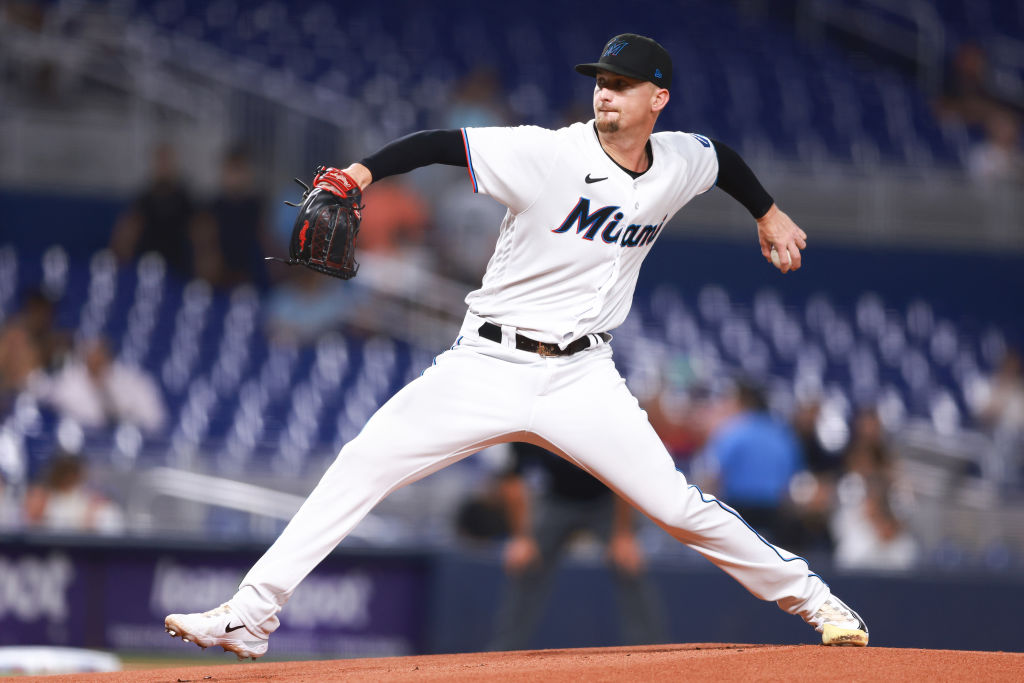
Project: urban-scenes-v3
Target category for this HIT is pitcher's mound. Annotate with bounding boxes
[24,643,1024,682]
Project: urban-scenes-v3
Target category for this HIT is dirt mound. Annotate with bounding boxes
[21,643,1024,682]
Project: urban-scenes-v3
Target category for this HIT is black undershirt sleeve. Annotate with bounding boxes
[710,138,775,220]
[360,130,774,220]
[359,129,467,182]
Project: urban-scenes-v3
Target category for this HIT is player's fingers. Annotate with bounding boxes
[795,231,807,250]
[760,237,772,261]
[775,247,789,273]
[785,242,802,271]
[772,242,793,273]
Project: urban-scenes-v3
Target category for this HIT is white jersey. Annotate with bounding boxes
[462,120,718,345]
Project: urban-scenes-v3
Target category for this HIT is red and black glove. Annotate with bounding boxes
[267,166,364,280]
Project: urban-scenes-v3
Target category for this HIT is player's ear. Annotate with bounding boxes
[651,87,669,112]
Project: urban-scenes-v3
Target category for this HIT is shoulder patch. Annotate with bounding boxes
[690,133,711,148]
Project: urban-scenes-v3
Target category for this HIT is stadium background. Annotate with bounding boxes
[1,0,1023,672]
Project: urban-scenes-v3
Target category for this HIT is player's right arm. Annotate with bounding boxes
[711,140,808,273]
[674,132,807,273]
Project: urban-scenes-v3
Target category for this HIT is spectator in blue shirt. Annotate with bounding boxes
[696,380,803,542]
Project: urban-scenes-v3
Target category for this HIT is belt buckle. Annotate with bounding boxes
[536,342,561,357]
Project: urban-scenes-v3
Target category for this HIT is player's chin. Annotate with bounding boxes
[595,118,620,134]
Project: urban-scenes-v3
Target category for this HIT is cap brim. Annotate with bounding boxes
[574,62,649,82]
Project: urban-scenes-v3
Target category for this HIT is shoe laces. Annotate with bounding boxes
[815,598,859,629]
[201,603,232,619]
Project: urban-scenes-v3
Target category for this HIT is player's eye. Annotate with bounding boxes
[596,78,627,91]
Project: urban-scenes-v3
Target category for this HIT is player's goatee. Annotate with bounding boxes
[596,119,619,133]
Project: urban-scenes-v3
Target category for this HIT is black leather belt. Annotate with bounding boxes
[477,322,607,357]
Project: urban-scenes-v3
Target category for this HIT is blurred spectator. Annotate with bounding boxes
[966,110,1024,184]
[792,399,842,475]
[110,142,196,277]
[833,478,918,571]
[33,336,166,434]
[442,67,511,129]
[0,288,70,398]
[418,68,507,282]
[0,323,37,398]
[0,470,21,530]
[453,479,509,543]
[935,42,1011,129]
[191,145,270,289]
[430,177,508,284]
[644,380,713,465]
[264,268,372,345]
[842,408,894,482]
[357,178,431,256]
[23,452,124,534]
[975,348,1024,486]
[828,406,918,569]
[490,442,665,650]
[2,1,66,106]
[784,400,842,555]
[3,1,46,32]
[977,348,1024,433]
[693,380,803,541]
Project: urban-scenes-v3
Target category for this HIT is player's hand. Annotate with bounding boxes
[312,166,361,198]
[607,533,645,576]
[340,163,373,191]
[503,535,540,574]
[756,204,807,274]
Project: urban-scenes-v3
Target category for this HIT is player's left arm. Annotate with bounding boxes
[711,139,808,274]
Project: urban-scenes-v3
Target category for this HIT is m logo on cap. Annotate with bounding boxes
[603,41,629,57]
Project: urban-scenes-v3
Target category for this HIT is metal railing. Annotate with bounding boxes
[118,465,400,543]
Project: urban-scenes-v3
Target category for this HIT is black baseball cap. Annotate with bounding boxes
[575,33,672,90]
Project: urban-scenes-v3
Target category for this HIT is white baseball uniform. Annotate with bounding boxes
[227,121,832,638]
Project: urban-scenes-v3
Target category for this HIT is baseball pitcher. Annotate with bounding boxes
[166,33,868,658]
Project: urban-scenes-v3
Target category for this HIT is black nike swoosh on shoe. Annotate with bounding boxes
[225,623,246,633]
[584,174,608,183]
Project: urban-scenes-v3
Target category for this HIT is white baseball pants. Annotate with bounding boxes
[229,313,831,637]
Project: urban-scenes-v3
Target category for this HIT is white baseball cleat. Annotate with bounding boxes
[164,603,268,660]
[809,596,869,646]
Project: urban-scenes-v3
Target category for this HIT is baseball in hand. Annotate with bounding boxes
[771,246,782,268]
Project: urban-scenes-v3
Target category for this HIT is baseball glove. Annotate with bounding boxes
[268,166,363,280]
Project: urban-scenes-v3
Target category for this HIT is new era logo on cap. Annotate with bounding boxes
[575,33,673,90]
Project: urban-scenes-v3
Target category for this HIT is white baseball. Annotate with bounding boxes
[771,246,782,268]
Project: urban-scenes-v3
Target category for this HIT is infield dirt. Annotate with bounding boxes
[18,643,1024,682]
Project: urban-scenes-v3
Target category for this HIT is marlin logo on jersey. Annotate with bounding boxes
[603,41,629,57]
[551,197,666,248]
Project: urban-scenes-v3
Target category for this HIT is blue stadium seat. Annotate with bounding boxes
[107,0,969,169]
